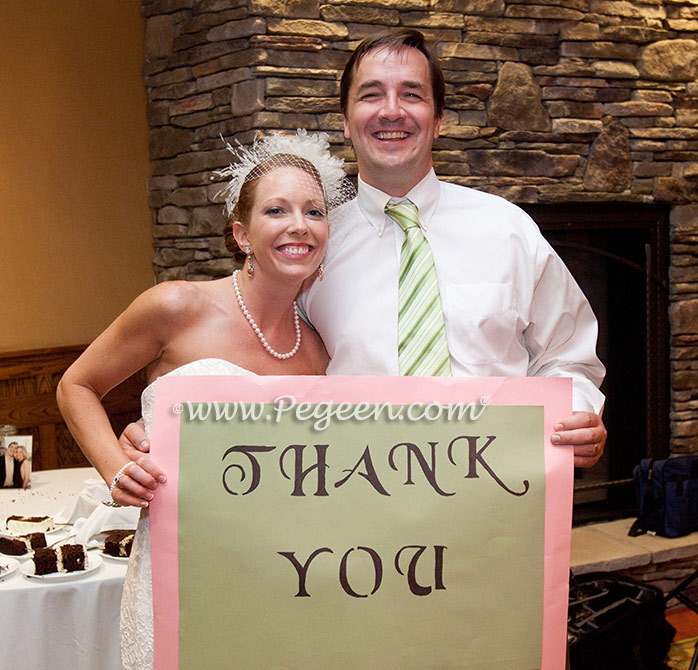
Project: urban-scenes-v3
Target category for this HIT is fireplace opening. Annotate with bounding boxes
[521,203,671,525]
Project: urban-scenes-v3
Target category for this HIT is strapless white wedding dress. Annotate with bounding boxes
[120,359,256,670]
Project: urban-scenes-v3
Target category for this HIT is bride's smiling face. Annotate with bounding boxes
[234,165,328,283]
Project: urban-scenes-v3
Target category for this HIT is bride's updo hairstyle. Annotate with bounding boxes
[215,129,356,264]
[222,153,325,263]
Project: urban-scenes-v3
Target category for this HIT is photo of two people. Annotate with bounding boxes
[0,436,32,489]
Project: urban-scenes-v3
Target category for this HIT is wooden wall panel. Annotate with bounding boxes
[0,346,144,471]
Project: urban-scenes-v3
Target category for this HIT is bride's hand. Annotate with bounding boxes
[110,455,167,508]
[119,419,151,456]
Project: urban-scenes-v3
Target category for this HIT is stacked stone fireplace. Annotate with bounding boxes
[141,0,698,510]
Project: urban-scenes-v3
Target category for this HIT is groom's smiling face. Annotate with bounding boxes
[343,46,441,197]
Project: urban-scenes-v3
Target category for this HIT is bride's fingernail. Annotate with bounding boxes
[158,475,167,484]
[141,501,149,508]
[145,493,154,501]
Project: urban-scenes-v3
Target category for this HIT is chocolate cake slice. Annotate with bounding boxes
[0,532,46,556]
[6,515,55,534]
[33,548,58,575]
[0,535,27,556]
[104,529,135,558]
[32,544,87,575]
[60,544,86,572]
[25,533,47,550]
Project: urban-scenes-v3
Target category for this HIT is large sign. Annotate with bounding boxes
[150,376,572,669]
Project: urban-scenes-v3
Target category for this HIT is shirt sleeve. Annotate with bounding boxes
[523,231,606,414]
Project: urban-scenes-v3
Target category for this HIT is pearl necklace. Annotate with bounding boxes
[232,270,301,360]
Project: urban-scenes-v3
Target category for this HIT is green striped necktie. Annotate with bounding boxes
[385,199,451,376]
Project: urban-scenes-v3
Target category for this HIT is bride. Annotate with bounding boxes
[56,130,354,670]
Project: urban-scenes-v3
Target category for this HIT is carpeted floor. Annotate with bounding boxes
[666,608,698,670]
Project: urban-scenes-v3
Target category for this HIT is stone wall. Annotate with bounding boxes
[141,0,698,451]
[617,553,698,608]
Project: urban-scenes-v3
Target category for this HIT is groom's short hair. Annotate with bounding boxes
[339,28,445,120]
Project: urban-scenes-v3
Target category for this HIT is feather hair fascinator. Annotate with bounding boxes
[215,129,355,219]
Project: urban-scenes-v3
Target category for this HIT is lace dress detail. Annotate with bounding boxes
[120,359,256,670]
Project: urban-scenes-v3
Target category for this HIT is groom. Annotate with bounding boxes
[119,28,606,491]
[303,28,606,466]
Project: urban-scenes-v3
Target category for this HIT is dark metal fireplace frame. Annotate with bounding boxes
[522,203,671,523]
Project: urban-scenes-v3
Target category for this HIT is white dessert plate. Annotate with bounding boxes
[100,551,129,563]
[2,520,65,538]
[0,546,32,559]
[21,551,102,581]
[0,557,20,580]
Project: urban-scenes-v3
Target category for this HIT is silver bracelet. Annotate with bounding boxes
[109,462,133,496]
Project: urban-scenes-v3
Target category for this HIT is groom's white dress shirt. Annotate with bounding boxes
[300,169,605,413]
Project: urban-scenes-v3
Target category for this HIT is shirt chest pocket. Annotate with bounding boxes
[444,283,519,365]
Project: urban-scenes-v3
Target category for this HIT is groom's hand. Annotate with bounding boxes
[551,411,607,468]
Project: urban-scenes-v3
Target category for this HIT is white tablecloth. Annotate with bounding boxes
[0,468,131,670]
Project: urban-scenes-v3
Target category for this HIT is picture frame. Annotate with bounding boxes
[0,435,33,489]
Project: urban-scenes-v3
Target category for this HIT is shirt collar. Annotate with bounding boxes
[357,168,441,236]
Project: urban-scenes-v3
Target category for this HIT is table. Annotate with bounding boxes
[0,468,129,670]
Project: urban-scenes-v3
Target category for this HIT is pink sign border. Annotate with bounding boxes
[150,375,572,669]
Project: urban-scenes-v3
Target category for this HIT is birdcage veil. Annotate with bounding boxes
[214,129,356,224]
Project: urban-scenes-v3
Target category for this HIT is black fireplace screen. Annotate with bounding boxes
[522,203,670,525]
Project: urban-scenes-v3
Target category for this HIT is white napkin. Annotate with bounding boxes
[54,479,112,524]
[73,505,140,547]
[53,479,139,546]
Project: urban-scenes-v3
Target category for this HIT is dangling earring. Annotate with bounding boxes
[245,247,254,278]
[317,263,324,279]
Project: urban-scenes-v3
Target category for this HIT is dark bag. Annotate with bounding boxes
[568,572,675,670]
[628,455,698,538]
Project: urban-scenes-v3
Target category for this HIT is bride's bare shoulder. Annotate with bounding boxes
[132,280,211,321]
